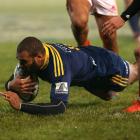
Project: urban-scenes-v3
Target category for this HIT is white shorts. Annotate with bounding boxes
[88,0,118,16]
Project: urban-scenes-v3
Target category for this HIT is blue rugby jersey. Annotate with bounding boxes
[38,43,129,103]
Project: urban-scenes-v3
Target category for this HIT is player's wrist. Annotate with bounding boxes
[121,13,130,22]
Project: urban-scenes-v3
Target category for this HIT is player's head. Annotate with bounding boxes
[17,36,45,56]
[16,37,45,74]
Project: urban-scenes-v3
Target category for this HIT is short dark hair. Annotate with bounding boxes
[17,37,45,57]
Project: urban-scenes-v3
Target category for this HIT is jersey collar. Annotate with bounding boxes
[40,43,50,70]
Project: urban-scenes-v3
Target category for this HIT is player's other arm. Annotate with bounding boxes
[121,0,140,21]
[5,74,36,95]
[19,81,69,115]
[5,78,67,115]
[102,0,140,35]
[4,91,66,115]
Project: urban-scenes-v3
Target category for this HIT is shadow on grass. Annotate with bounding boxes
[68,101,101,109]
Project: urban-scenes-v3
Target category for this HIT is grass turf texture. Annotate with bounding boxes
[0,0,140,140]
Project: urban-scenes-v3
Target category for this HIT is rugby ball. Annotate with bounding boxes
[13,64,39,102]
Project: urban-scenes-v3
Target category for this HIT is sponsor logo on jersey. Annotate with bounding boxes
[55,82,68,94]
[89,56,97,66]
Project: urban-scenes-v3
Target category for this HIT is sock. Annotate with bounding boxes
[82,40,91,47]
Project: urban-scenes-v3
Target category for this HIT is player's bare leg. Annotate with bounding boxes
[95,14,119,54]
[124,47,140,112]
[66,0,91,46]
[127,47,140,86]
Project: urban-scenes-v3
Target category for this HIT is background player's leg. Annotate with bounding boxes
[128,14,140,47]
[95,14,118,54]
[66,0,91,46]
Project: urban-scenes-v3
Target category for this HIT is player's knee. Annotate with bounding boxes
[66,0,89,30]
[72,15,88,30]
[101,33,118,52]
[101,32,116,43]
[134,47,140,60]
[100,91,117,101]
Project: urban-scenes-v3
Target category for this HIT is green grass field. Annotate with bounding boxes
[0,0,140,140]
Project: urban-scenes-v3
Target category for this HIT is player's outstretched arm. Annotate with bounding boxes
[4,91,66,115]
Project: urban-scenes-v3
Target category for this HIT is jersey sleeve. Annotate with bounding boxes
[20,101,66,115]
[121,0,140,21]
[50,71,72,104]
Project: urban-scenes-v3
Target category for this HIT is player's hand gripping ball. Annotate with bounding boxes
[13,64,39,102]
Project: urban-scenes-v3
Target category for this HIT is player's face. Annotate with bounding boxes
[16,51,40,74]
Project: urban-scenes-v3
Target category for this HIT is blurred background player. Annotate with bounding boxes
[124,0,140,47]
[66,0,119,53]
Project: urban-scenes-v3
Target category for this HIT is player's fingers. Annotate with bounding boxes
[20,78,33,84]
[108,28,116,36]
[21,82,36,89]
[102,22,111,29]
[21,86,36,92]
[21,80,37,86]
[20,83,36,92]
[4,94,11,101]
[102,25,113,35]
[102,20,110,26]
[105,25,115,35]
[0,92,6,97]
[23,82,36,86]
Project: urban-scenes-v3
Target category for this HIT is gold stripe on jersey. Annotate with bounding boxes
[48,45,64,76]
[112,77,128,84]
[115,74,128,81]
[43,43,64,77]
[41,44,50,70]
[50,46,64,76]
[111,74,128,87]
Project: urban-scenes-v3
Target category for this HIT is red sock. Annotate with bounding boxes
[82,40,91,47]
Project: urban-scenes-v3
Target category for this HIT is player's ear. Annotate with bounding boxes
[34,53,44,63]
